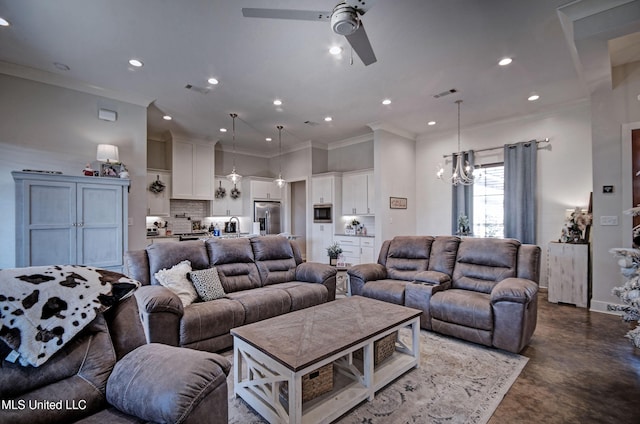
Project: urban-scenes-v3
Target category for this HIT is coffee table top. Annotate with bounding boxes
[231,296,421,372]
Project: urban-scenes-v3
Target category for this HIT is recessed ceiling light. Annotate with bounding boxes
[162,115,172,121]
[128,59,143,67]
[220,128,227,133]
[207,77,219,85]
[498,57,513,66]
[266,137,272,142]
[0,17,10,27]
[329,46,342,55]
[273,99,283,106]
[54,62,70,71]
[382,99,391,105]
[428,121,436,126]
[324,116,333,122]
[528,94,540,101]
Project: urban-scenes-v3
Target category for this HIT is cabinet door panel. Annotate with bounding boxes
[30,228,74,266]
[172,141,195,197]
[147,171,171,216]
[194,144,213,198]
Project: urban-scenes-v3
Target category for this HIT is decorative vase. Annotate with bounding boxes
[329,256,337,266]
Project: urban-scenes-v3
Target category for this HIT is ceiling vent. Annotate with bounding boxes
[433,88,458,99]
[304,120,320,126]
[185,84,211,94]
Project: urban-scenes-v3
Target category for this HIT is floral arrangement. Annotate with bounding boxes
[609,248,640,348]
[149,176,166,194]
[215,181,226,199]
[559,207,592,243]
[457,214,471,236]
[326,242,343,258]
[230,184,241,199]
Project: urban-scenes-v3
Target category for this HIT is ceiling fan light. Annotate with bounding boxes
[331,4,359,36]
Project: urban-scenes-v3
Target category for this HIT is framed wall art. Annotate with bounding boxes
[390,197,407,209]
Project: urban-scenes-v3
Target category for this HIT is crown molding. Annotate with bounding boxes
[0,61,154,107]
[327,132,374,150]
[367,122,417,141]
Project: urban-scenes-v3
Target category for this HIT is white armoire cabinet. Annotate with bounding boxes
[13,171,130,271]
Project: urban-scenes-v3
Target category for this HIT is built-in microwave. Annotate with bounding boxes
[313,204,333,223]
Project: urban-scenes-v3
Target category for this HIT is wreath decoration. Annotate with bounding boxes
[149,176,166,194]
[230,184,241,199]
[215,181,226,199]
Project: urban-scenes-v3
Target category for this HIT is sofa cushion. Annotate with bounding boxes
[180,298,245,345]
[428,236,460,275]
[384,236,433,281]
[154,260,198,307]
[362,279,412,305]
[206,237,254,265]
[431,289,493,331]
[147,241,209,286]
[0,315,115,423]
[268,282,328,311]
[251,236,297,286]
[189,267,226,301]
[226,288,292,325]
[452,238,519,293]
[215,263,262,293]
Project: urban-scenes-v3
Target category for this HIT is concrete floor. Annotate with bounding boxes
[490,290,640,424]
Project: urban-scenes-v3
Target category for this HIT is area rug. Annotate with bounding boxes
[226,330,528,424]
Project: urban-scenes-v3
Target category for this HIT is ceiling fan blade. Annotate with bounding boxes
[345,24,377,66]
[344,0,379,15]
[242,8,331,22]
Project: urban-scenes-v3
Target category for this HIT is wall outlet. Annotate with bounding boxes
[600,215,618,226]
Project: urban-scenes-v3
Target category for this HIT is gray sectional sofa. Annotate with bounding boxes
[125,235,337,353]
[1,293,230,424]
[348,236,541,353]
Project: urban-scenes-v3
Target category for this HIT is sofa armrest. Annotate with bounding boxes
[107,343,230,424]
[490,277,538,304]
[347,264,386,296]
[134,286,183,346]
[414,270,451,285]
[295,262,337,284]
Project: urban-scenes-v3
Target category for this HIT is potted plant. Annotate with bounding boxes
[326,242,343,266]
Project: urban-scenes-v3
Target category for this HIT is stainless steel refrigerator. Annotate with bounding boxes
[254,200,281,235]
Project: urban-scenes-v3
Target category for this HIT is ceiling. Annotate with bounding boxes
[0,0,634,156]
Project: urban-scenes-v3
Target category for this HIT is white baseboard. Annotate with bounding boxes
[590,300,623,316]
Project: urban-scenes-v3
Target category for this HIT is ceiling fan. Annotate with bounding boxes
[242,0,379,66]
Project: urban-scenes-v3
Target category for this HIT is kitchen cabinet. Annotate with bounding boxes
[312,175,336,204]
[334,235,376,265]
[146,170,171,216]
[547,242,590,308]
[171,137,214,200]
[249,179,282,200]
[309,223,334,263]
[212,177,244,216]
[12,171,129,271]
[342,170,374,215]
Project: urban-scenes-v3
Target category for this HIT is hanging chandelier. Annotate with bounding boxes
[226,113,242,184]
[436,100,475,186]
[274,125,285,188]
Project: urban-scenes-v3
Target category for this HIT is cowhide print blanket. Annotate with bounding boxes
[0,265,140,367]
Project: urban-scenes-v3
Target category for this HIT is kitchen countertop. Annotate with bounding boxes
[334,233,375,238]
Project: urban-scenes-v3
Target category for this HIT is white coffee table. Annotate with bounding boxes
[231,296,421,424]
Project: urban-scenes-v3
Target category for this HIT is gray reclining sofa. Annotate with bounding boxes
[348,236,541,353]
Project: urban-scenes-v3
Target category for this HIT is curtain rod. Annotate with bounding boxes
[442,138,550,158]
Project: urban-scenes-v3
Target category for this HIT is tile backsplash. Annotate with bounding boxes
[147,199,210,234]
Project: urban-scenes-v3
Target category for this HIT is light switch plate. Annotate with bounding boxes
[600,216,618,226]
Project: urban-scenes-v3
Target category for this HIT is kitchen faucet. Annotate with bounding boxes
[229,216,240,238]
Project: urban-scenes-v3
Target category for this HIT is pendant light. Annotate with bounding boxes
[274,125,285,188]
[436,100,475,186]
[226,113,242,184]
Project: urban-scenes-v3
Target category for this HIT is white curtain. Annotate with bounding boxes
[504,141,537,244]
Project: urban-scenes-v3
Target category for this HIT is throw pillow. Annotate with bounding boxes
[188,267,226,301]
[154,260,198,307]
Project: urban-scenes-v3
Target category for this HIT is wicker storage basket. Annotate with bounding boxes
[279,362,334,402]
[354,331,397,365]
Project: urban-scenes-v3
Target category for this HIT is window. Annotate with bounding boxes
[473,164,504,238]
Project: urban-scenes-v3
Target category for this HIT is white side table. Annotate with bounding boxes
[336,264,352,297]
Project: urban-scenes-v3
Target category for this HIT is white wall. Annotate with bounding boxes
[215,149,270,177]
[590,60,640,313]
[374,129,417,252]
[416,101,592,287]
[0,74,148,268]
[328,139,374,172]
